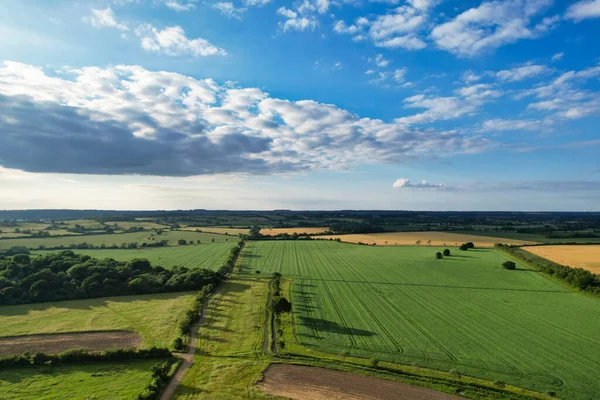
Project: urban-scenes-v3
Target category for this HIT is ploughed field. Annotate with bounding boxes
[316,231,537,247]
[241,240,600,399]
[523,245,600,274]
[35,242,237,271]
[0,230,230,250]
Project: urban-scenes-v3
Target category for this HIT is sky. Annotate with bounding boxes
[0,0,599,211]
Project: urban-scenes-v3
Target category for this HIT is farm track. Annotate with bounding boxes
[0,330,141,356]
[259,364,460,400]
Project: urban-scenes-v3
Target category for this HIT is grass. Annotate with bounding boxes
[0,292,196,349]
[174,277,271,399]
[239,240,600,400]
[523,245,600,274]
[35,242,237,271]
[0,230,230,250]
[0,359,158,400]
[316,231,537,246]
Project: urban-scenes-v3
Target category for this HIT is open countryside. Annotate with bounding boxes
[524,245,600,274]
[240,240,600,399]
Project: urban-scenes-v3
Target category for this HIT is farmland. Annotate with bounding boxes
[179,226,250,235]
[0,359,158,400]
[523,245,600,274]
[240,240,600,399]
[0,230,230,250]
[0,292,195,349]
[316,231,538,246]
[260,227,329,235]
[35,242,237,270]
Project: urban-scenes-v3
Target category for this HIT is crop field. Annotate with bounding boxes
[36,242,236,270]
[260,227,329,235]
[524,245,600,274]
[240,240,600,399]
[0,359,158,400]
[179,226,250,235]
[456,230,600,244]
[316,231,538,246]
[0,292,195,349]
[0,230,230,250]
[105,220,170,230]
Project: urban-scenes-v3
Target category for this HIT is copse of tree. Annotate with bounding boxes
[436,252,443,259]
[443,249,451,256]
[502,261,517,270]
[178,239,187,245]
[0,251,220,306]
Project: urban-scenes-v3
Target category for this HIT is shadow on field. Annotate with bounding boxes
[175,384,205,396]
[298,316,376,337]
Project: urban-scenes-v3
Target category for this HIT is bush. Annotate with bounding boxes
[369,358,379,368]
[502,261,516,270]
[443,249,451,256]
[459,244,469,251]
[435,252,443,259]
[271,297,292,314]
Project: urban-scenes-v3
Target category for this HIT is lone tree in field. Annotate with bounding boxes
[502,261,516,270]
[466,242,475,249]
[459,243,469,251]
[443,249,451,257]
[436,252,443,259]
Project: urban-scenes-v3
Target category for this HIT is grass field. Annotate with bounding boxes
[105,220,170,230]
[0,359,158,400]
[0,292,195,349]
[261,227,329,235]
[316,231,538,246]
[35,242,237,270]
[0,230,230,250]
[523,245,600,274]
[239,240,600,399]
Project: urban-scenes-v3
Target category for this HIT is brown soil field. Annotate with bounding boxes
[179,227,249,235]
[0,330,141,356]
[259,364,458,400]
[316,231,537,247]
[524,245,600,274]
[261,227,329,235]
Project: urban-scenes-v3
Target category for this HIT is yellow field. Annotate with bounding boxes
[179,227,249,235]
[524,245,600,274]
[260,227,329,235]
[316,231,538,247]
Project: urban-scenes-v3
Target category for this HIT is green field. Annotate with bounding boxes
[0,359,158,400]
[0,230,231,250]
[240,240,600,399]
[35,242,236,270]
[0,292,195,349]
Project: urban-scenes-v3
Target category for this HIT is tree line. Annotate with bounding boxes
[0,251,222,306]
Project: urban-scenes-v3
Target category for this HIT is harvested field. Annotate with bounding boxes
[0,330,141,356]
[259,364,458,400]
[261,227,329,235]
[316,231,537,247]
[524,245,600,273]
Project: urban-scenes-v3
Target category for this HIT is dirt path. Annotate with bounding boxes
[160,296,212,400]
[0,330,140,356]
[259,364,461,400]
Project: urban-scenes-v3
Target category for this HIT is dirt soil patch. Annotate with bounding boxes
[0,330,141,356]
[259,364,459,400]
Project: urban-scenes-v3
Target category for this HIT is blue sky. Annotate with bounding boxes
[0,0,599,210]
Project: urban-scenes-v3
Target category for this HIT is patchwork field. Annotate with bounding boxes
[0,292,195,349]
[179,226,250,235]
[36,242,236,270]
[316,231,538,247]
[523,245,600,274]
[261,227,329,235]
[240,240,600,399]
[0,359,158,400]
[0,230,230,250]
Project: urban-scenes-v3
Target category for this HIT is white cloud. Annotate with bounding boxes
[375,54,390,67]
[135,25,226,57]
[334,61,343,70]
[551,52,564,61]
[85,7,129,31]
[277,7,297,19]
[333,20,362,34]
[243,0,271,6]
[213,2,247,19]
[164,1,196,11]
[277,6,317,32]
[369,4,430,50]
[365,69,375,75]
[565,0,600,21]
[0,61,491,176]
[462,71,481,83]
[393,178,444,189]
[496,64,547,81]
[482,118,548,132]
[393,68,407,83]
[431,0,556,57]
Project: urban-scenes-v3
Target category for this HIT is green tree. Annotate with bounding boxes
[443,249,451,256]
[436,252,443,259]
[502,261,516,270]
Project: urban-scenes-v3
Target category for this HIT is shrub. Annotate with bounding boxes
[443,249,451,256]
[436,252,443,259]
[459,244,469,251]
[502,261,516,270]
[369,358,379,368]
